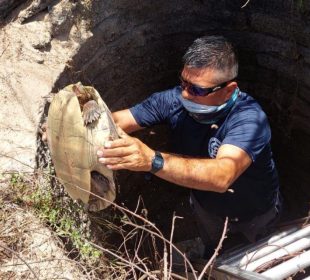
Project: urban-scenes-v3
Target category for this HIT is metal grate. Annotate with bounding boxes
[210,223,310,280]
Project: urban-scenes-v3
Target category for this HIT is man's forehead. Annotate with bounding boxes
[181,66,218,83]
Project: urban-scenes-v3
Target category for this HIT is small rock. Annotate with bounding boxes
[24,21,51,49]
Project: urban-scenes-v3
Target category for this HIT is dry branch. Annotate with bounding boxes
[198,217,228,280]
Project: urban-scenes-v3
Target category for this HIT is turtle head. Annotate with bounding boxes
[72,82,94,103]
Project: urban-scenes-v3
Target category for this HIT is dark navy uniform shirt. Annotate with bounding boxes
[130,86,280,222]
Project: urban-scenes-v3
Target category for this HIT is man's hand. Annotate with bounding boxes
[97,127,155,172]
[40,122,48,142]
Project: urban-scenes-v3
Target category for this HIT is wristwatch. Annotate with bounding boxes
[150,151,164,174]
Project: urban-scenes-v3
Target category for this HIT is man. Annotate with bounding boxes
[97,35,282,258]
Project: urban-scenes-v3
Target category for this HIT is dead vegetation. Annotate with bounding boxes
[0,176,89,279]
[0,163,228,280]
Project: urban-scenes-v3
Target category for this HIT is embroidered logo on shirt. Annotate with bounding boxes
[208,137,222,158]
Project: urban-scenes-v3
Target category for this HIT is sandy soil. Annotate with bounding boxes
[0,0,91,173]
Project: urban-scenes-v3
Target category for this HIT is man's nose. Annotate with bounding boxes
[182,89,194,100]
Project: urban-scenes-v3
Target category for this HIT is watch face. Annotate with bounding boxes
[151,152,164,173]
[154,157,162,167]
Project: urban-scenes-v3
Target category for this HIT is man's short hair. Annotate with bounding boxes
[182,35,238,83]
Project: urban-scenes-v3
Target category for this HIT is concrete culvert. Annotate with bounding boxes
[1,0,310,277]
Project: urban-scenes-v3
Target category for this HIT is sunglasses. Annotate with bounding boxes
[180,77,236,97]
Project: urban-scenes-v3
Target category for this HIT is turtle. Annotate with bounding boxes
[47,82,119,211]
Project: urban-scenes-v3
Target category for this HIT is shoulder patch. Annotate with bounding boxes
[208,137,222,158]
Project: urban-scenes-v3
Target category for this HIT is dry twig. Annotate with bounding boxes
[241,0,251,8]
[168,213,183,279]
[198,217,228,280]
[0,243,40,280]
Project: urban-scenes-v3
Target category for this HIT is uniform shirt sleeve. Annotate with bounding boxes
[129,89,175,128]
[221,105,271,162]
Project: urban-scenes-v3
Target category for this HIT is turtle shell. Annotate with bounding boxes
[47,83,117,210]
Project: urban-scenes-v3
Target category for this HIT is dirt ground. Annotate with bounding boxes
[0,0,92,172]
[0,179,86,279]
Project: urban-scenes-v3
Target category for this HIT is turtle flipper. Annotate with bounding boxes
[82,100,102,126]
[87,171,111,211]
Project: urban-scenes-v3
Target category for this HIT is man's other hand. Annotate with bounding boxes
[40,122,48,142]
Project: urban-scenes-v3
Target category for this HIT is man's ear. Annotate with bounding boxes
[225,82,238,97]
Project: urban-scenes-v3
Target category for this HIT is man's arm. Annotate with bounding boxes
[157,144,251,192]
[97,131,252,193]
[112,109,144,133]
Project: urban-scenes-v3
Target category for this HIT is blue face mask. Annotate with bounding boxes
[179,88,239,124]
